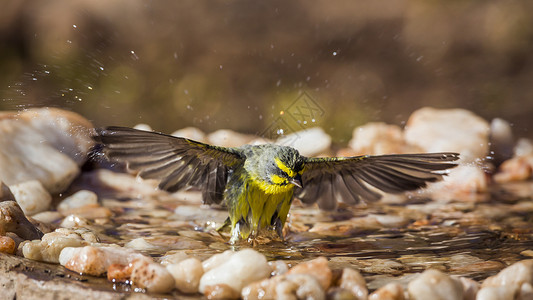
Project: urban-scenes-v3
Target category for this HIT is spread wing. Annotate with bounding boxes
[94,126,244,204]
[295,153,459,210]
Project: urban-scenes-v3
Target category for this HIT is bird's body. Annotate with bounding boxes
[95,127,459,244]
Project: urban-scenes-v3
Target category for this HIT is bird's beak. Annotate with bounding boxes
[289,175,303,188]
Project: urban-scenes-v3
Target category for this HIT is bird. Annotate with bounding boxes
[94,126,459,244]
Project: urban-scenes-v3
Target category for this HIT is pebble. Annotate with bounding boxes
[171,127,207,142]
[9,180,52,216]
[489,118,514,166]
[133,123,153,131]
[276,127,332,157]
[349,122,415,155]
[201,250,235,272]
[407,269,463,300]
[0,200,43,240]
[60,245,146,277]
[207,129,256,147]
[515,138,533,157]
[59,214,91,228]
[0,181,15,202]
[130,257,176,293]
[339,268,368,300]
[286,256,332,290]
[0,235,16,254]
[368,282,405,300]
[57,190,98,213]
[0,108,93,194]
[459,277,479,300]
[22,227,98,263]
[476,286,516,300]
[242,273,325,300]
[166,257,204,293]
[159,250,190,266]
[482,259,533,287]
[107,263,132,283]
[404,107,490,163]
[269,260,290,276]
[199,249,271,294]
[204,283,241,300]
[30,211,64,224]
[494,155,533,183]
[424,165,489,200]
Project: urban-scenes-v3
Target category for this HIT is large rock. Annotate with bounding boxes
[404,107,490,163]
[0,108,94,194]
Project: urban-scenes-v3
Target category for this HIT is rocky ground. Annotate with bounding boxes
[1,107,533,299]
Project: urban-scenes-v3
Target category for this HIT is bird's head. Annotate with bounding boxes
[245,145,304,193]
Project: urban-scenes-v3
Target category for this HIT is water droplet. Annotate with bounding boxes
[332,51,337,56]
[87,86,93,90]
[72,24,77,28]
[99,67,104,71]
[219,65,223,70]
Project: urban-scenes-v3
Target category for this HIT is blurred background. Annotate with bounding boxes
[0,0,532,143]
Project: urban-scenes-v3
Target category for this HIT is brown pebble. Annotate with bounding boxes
[0,235,16,254]
[287,256,332,290]
[204,284,240,300]
[107,263,132,283]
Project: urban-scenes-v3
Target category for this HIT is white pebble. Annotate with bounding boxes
[201,250,235,272]
[349,122,412,155]
[199,249,270,293]
[57,190,98,213]
[60,214,90,228]
[130,257,176,293]
[166,257,204,293]
[408,269,463,300]
[171,127,207,142]
[22,228,97,263]
[9,180,52,216]
[276,127,331,157]
[405,107,490,163]
[133,123,152,131]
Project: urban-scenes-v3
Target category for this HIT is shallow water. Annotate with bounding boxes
[70,176,533,291]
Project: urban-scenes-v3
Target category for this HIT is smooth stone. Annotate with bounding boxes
[0,181,15,202]
[368,282,405,300]
[204,283,241,300]
[241,273,325,300]
[515,138,533,157]
[482,259,533,287]
[133,123,152,131]
[166,257,204,293]
[407,269,463,300]
[494,155,533,183]
[57,190,98,213]
[199,249,270,293]
[0,201,43,240]
[59,245,141,276]
[0,108,93,194]
[338,268,367,300]
[23,228,98,263]
[171,127,207,142]
[30,211,64,224]
[276,127,331,157]
[349,122,416,155]
[286,256,332,290]
[404,107,490,163]
[201,250,234,272]
[59,214,91,228]
[0,235,16,254]
[159,250,190,266]
[207,129,256,147]
[489,118,514,166]
[9,180,52,216]
[130,257,175,293]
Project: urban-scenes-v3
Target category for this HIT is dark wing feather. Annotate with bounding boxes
[95,126,244,204]
[295,153,459,210]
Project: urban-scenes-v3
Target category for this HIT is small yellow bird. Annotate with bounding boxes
[95,126,459,244]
